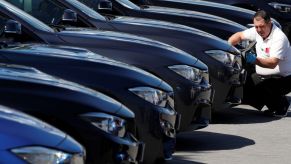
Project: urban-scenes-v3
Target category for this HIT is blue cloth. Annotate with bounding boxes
[246,52,257,64]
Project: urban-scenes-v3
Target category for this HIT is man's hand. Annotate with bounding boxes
[246,52,257,64]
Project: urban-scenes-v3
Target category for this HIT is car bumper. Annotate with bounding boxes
[175,79,213,132]
[212,67,246,111]
[160,110,180,138]
[113,133,145,163]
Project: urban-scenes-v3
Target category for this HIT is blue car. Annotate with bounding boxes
[0,105,85,163]
[204,0,290,40]
[1,0,212,133]
[0,63,144,164]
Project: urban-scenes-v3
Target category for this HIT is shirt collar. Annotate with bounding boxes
[264,23,276,41]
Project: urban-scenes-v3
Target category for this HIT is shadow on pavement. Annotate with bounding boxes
[166,157,205,164]
[211,106,285,124]
[176,131,255,152]
[212,95,291,124]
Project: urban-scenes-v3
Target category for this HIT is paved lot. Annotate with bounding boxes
[168,95,291,164]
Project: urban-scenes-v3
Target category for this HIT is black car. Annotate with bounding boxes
[2,0,212,133]
[133,0,281,29]
[204,0,291,40]
[29,0,245,113]
[0,42,179,163]
[0,63,144,164]
[0,105,85,163]
[81,0,247,40]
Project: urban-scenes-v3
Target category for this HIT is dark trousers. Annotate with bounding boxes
[243,73,291,112]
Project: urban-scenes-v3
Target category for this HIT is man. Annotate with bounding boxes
[228,10,291,117]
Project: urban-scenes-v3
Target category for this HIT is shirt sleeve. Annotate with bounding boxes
[242,27,257,41]
[270,37,289,60]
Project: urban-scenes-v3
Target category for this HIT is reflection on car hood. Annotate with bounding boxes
[5,43,109,61]
[163,0,255,15]
[3,43,163,84]
[0,63,121,109]
[143,5,246,29]
[59,28,189,56]
[0,105,66,149]
[112,15,220,40]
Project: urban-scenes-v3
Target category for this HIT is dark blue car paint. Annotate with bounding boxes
[0,42,180,163]
[0,105,84,163]
[62,0,245,112]
[94,0,247,40]
[204,0,291,40]
[2,0,212,134]
[0,63,144,164]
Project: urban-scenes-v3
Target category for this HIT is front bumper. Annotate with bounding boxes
[212,62,246,111]
[113,133,145,163]
[175,77,213,132]
[160,110,180,138]
[183,85,213,131]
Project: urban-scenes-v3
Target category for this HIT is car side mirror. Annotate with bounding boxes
[62,9,77,22]
[98,0,112,11]
[4,20,21,35]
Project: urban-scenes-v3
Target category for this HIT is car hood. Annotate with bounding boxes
[0,105,66,149]
[57,28,202,67]
[112,15,226,42]
[5,42,110,61]
[3,43,169,90]
[0,63,132,115]
[59,27,189,54]
[164,0,255,14]
[143,5,246,29]
[112,15,214,36]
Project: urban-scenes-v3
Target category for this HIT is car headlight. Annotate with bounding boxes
[81,112,126,137]
[168,65,203,84]
[11,146,84,164]
[268,2,291,13]
[129,87,172,108]
[205,50,235,66]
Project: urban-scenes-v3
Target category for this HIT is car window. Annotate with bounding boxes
[115,0,140,10]
[9,0,66,25]
[79,0,102,11]
[1,0,54,32]
[66,0,106,21]
[0,14,9,37]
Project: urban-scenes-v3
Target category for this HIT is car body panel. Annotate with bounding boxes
[2,0,212,136]
[104,0,247,40]
[0,63,143,164]
[137,0,256,27]
[204,0,291,39]
[69,0,245,112]
[0,42,178,163]
[0,105,85,163]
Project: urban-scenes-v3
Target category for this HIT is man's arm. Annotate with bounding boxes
[228,32,245,46]
[255,57,280,69]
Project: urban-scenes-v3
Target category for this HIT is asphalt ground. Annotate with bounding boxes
[168,95,291,164]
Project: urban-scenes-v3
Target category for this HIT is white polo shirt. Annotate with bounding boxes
[243,24,291,77]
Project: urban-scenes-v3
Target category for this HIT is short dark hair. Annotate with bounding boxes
[253,10,271,23]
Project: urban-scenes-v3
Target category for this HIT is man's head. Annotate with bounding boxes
[253,10,272,39]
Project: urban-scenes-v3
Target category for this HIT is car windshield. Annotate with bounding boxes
[115,0,140,10]
[8,0,68,26]
[1,0,54,32]
[66,0,106,21]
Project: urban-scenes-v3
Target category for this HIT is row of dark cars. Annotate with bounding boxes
[0,0,289,163]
